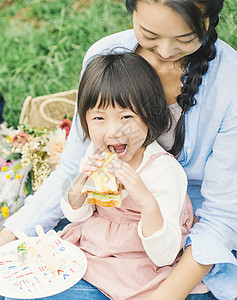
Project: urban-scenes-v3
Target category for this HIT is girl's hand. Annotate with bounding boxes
[109,160,155,209]
[68,153,103,210]
[109,159,164,237]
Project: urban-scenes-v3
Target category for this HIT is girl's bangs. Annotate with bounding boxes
[93,72,137,114]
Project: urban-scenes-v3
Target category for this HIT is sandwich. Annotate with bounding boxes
[82,152,122,207]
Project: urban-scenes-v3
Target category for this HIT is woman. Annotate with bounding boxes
[1,0,237,299]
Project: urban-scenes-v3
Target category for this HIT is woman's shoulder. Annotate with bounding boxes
[209,39,237,79]
[81,29,137,72]
[203,39,237,101]
[215,39,237,65]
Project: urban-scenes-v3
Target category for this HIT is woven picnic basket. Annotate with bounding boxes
[19,89,77,129]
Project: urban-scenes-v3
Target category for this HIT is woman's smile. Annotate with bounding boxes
[133,2,202,63]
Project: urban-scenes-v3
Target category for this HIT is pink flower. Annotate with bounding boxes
[56,118,72,139]
[12,131,31,148]
[0,158,14,168]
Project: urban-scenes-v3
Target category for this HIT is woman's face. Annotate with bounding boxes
[133,1,203,62]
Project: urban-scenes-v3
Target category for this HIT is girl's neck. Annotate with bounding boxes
[128,147,146,170]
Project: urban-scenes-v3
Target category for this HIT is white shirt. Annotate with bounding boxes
[61,141,187,267]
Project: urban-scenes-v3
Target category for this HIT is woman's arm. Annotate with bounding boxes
[149,95,237,298]
[1,114,90,238]
[148,246,213,300]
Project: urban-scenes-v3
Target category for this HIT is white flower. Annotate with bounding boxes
[0,159,31,213]
[0,123,20,139]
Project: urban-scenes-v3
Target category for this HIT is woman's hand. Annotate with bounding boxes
[0,227,17,247]
[68,153,103,210]
[109,160,164,237]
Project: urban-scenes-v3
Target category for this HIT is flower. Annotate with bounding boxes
[7,136,13,143]
[1,166,7,172]
[56,118,72,139]
[0,158,14,169]
[0,123,20,141]
[46,128,66,166]
[0,117,72,224]
[12,131,31,148]
[1,206,9,218]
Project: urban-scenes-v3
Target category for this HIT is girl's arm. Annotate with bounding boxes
[112,160,164,236]
[67,153,103,209]
[111,154,187,266]
[148,246,213,300]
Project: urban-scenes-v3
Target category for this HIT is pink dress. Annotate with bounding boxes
[59,153,208,299]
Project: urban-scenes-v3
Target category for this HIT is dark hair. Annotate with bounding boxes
[77,52,171,148]
[126,0,224,155]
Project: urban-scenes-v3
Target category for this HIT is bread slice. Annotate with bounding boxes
[82,152,122,207]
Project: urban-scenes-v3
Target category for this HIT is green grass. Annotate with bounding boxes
[217,0,237,48]
[0,0,236,127]
[0,0,132,127]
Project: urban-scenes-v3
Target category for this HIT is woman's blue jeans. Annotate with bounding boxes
[1,287,218,300]
[1,282,218,300]
[2,279,109,300]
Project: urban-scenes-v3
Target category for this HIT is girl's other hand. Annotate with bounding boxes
[82,153,103,176]
[68,153,103,210]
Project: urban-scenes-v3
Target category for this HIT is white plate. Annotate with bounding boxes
[0,230,87,299]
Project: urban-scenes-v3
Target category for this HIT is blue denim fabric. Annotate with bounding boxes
[54,217,71,232]
[2,289,218,300]
[186,292,218,300]
[4,279,109,300]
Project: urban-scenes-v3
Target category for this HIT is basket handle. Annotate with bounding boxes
[19,96,32,125]
[39,97,75,125]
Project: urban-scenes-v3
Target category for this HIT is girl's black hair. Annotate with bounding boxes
[126,0,224,155]
[77,52,171,148]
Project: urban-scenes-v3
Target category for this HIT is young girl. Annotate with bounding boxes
[49,52,207,300]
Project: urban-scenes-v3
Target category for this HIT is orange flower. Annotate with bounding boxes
[56,118,72,139]
[12,131,31,147]
[47,128,66,165]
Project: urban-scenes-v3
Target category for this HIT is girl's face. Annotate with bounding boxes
[133,1,203,62]
[86,100,148,167]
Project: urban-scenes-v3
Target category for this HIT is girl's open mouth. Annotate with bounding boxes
[108,144,128,159]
